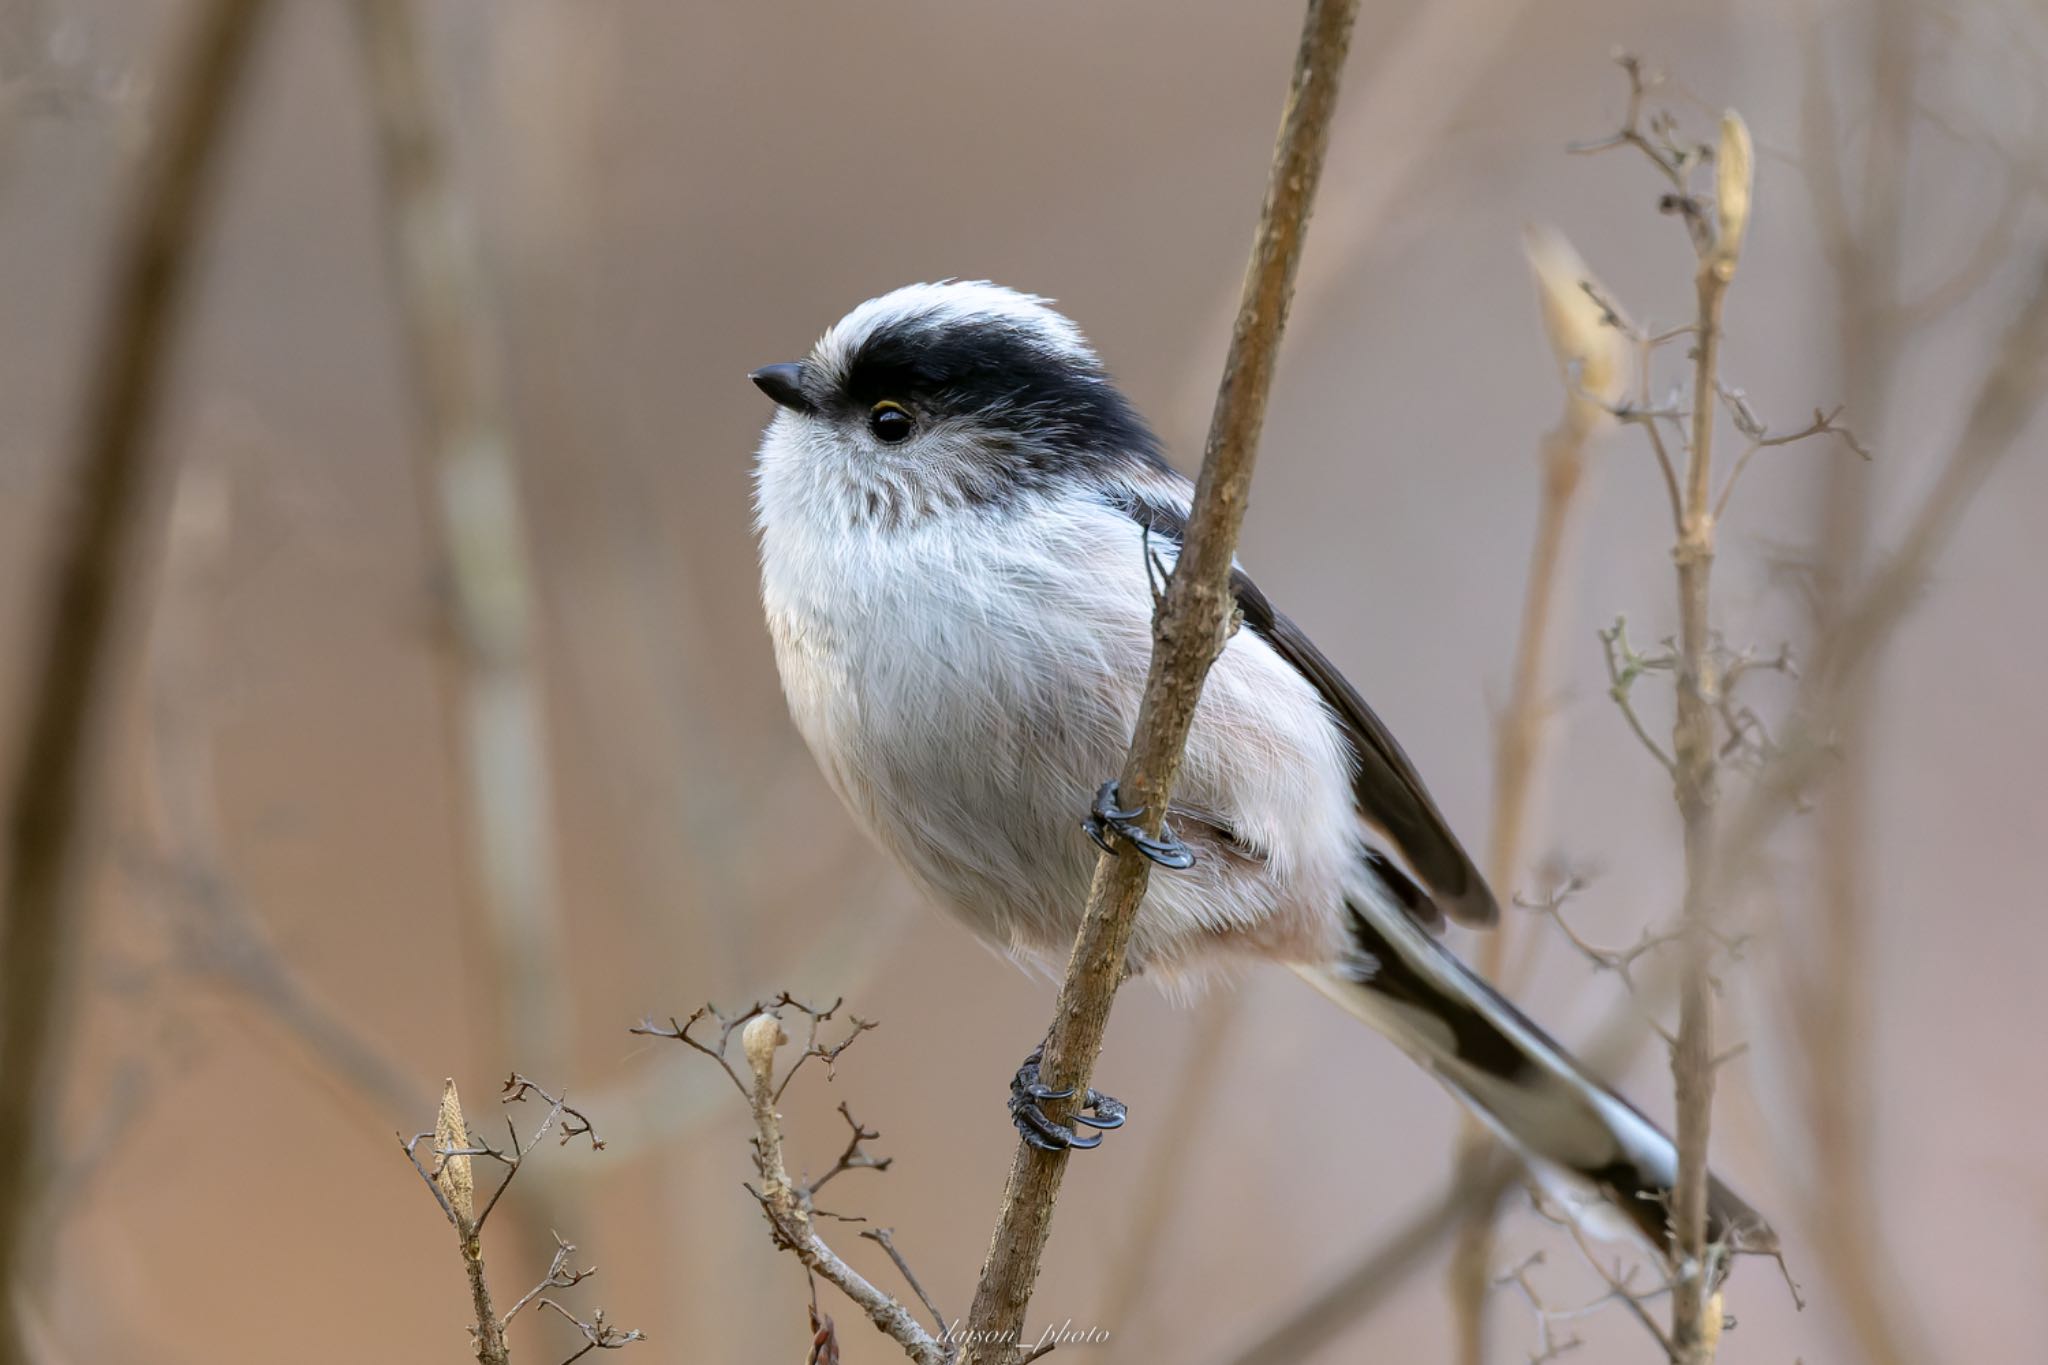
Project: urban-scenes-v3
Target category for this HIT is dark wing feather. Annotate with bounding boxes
[1105,483,1499,930]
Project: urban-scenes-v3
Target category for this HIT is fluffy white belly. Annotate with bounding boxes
[759,493,1360,976]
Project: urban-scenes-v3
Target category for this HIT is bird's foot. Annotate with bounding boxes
[1009,1044,1128,1152]
[1082,780,1195,870]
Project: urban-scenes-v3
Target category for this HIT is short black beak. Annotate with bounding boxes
[749,363,814,413]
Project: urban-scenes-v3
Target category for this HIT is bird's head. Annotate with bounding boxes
[750,282,1161,524]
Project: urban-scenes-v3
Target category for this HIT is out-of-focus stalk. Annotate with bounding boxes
[1448,225,1632,1365]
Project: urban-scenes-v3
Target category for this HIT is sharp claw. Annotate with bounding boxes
[1073,1089,1128,1129]
[1085,781,1197,870]
[1012,1097,1105,1151]
[1008,1043,1125,1152]
[1016,1116,1070,1152]
[1130,833,1196,870]
[1092,781,1144,823]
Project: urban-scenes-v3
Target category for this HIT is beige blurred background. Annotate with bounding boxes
[2,0,2044,1361]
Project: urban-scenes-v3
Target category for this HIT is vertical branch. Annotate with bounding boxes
[1795,11,1943,1364]
[436,1080,511,1365]
[1449,226,1633,1365]
[958,3,1360,1360]
[353,0,575,1236]
[0,2,273,1359]
[1669,112,1753,1365]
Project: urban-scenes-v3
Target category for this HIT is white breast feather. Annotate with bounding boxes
[758,414,1366,978]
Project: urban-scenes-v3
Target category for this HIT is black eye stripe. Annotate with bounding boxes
[827,313,1170,482]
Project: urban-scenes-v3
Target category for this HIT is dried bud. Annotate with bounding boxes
[742,1012,788,1088]
[1523,224,1633,415]
[1704,1290,1725,1353]
[1713,110,1754,275]
[434,1078,475,1221]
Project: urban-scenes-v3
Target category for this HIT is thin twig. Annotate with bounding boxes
[1600,618,1679,775]
[736,1016,948,1365]
[400,1079,634,1365]
[1713,405,1868,521]
[1529,1193,1680,1360]
[0,4,273,1360]
[860,1230,946,1339]
[958,5,1359,1359]
[1216,311,2048,1352]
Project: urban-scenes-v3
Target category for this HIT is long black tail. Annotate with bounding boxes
[1295,900,1775,1263]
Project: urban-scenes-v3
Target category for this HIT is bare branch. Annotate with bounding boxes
[352,0,578,1256]
[731,1014,948,1365]
[0,3,274,1357]
[1599,619,1679,775]
[959,7,1359,1358]
[535,1300,645,1365]
[1455,227,1625,1348]
[1217,1155,1521,1365]
[1529,1193,1680,1360]
[399,1080,636,1365]
[860,1229,947,1339]
[1714,405,1870,521]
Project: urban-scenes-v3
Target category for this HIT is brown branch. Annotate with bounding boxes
[957,4,1359,1359]
[407,1080,509,1365]
[133,454,429,1125]
[1221,304,2048,1351]
[400,1079,634,1365]
[1664,108,1752,1365]
[1232,58,2041,1364]
[352,1,576,1257]
[859,1229,946,1339]
[1788,11,1943,1365]
[1450,224,1632,1365]
[0,2,273,1359]
[735,1015,948,1365]
[1163,0,1540,442]
[655,998,946,1361]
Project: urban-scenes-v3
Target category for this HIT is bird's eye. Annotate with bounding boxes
[868,401,914,444]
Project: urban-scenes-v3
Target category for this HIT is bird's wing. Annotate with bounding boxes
[1103,477,1498,929]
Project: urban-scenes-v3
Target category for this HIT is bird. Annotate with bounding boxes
[748,279,1774,1267]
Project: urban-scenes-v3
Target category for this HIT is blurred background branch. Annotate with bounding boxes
[2,3,2043,1361]
[1446,221,1635,1365]
[352,0,577,1286]
[0,2,273,1360]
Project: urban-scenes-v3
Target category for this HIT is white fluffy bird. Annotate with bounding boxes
[750,280,1772,1264]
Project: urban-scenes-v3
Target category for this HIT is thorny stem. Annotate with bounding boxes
[957,4,1359,1360]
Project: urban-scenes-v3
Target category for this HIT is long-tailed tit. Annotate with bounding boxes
[749,281,1772,1263]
